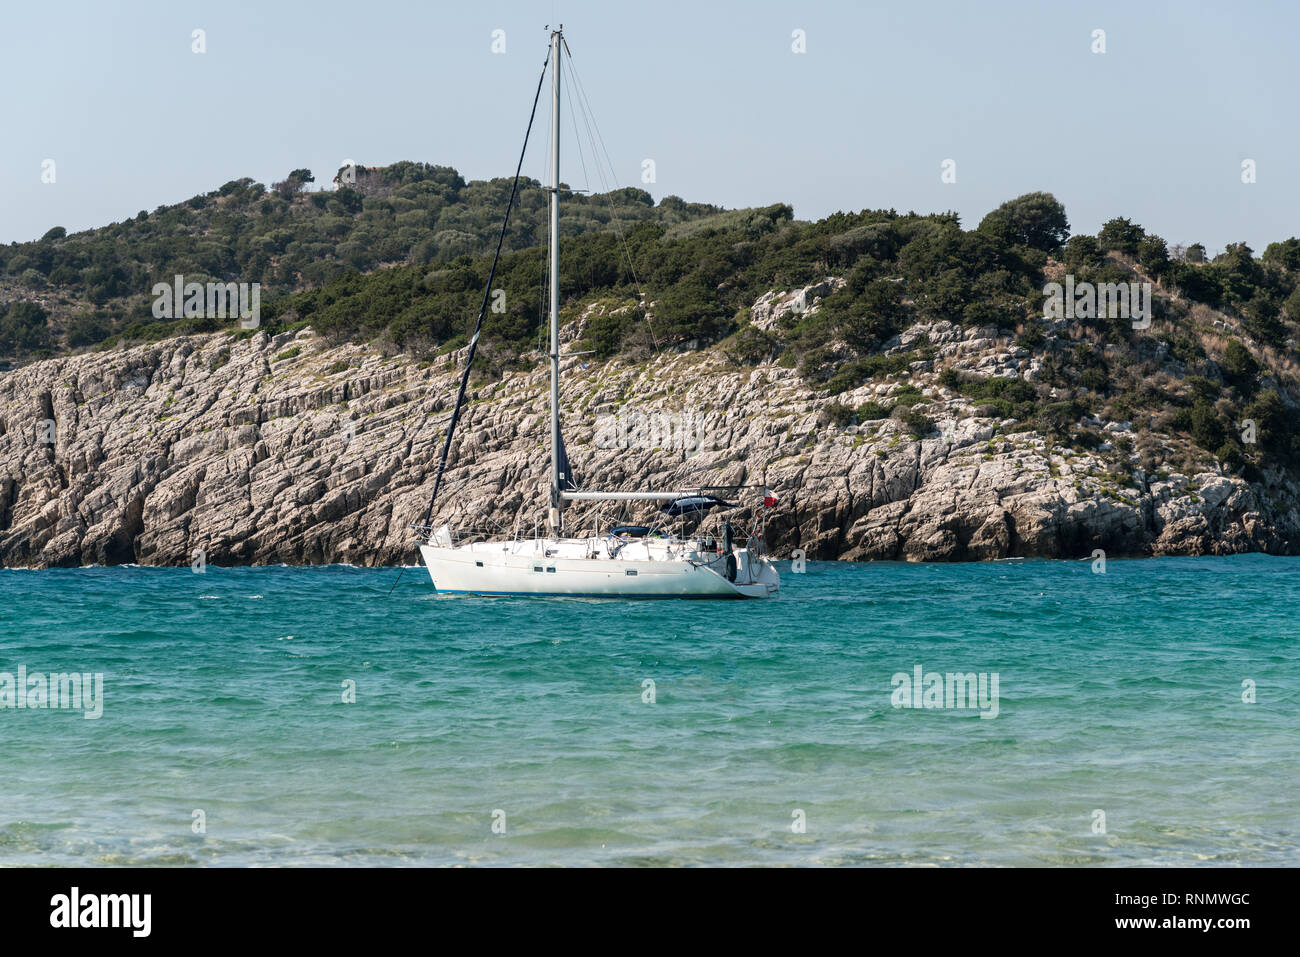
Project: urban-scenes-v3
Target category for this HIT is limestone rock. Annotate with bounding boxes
[0,322,1296,568]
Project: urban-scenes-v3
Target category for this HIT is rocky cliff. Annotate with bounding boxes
[1,302,1297,568]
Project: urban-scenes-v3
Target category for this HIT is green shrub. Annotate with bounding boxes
[729,324,778,365]
[1034,400,1083,437]
[893,405,934,437]
[1016,324,1045,349]
[1079,367,1109,393]
[1222,340,1259,393]
[1185,375,1221,403]
[824,351,919,394]
[889,384,926,408]
[819,401,857,428]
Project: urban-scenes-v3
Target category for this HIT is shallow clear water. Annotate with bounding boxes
[0,555,1296,866]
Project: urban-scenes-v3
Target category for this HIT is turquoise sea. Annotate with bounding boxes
[0,556,1296,866]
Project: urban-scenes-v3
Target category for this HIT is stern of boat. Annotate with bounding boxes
[729,548,780,598]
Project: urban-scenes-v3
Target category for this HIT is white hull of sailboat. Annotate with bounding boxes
[418,543,779,599]
[409,33,784,603]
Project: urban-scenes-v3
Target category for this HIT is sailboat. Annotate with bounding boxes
[414,27,780,599]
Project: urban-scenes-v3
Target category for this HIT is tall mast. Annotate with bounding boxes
[548,26,563,532]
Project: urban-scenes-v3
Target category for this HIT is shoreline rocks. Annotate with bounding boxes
[0,326,1296,569]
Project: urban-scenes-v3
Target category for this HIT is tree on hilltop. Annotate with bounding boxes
[977,192,1070,253]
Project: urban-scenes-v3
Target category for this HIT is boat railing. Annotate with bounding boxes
[408,522,513,546]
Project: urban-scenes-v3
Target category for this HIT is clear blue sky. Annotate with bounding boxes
[2,0,1296,253]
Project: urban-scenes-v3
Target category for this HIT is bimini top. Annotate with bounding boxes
[659,495,736,518]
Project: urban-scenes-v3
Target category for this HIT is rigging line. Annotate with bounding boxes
[563,51,614,197]
[420,45,552,530]
[566,110,655,350]
[563,68,605,299]
[536,86,552,357]
[536,245,548,358]
[562,48,662,351]
[564,56,622,233]
[561,70,592,197]
[537,238,547,355]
